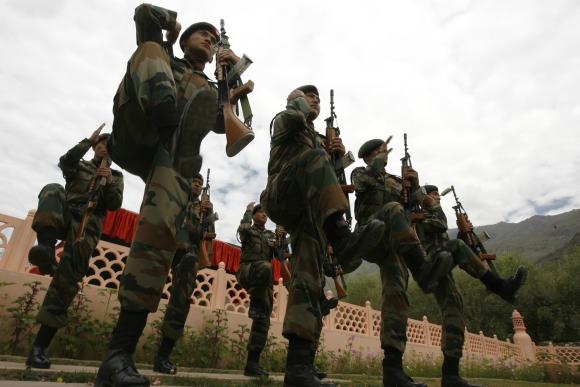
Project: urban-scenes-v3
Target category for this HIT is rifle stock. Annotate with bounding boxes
[75,158,108,242]
[197,169,215,268]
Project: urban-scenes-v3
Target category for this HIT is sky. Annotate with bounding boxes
[1,0,579,244]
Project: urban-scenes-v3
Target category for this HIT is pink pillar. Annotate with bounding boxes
[512,309,536,362]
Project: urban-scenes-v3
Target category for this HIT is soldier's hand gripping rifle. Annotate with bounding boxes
[323,245,348,299]
[198,169,218,268]
[274,225,292,284]
[217,19,255,157]
[324,90,355,227]
[75,157,110,242]
[441,185,497,273]
[400,133,426,223]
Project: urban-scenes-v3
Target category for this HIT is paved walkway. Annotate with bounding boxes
[0,360,351,385]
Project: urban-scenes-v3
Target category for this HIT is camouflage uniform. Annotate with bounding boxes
[236,208,277,354]
[34,138,124,328]
[414,203,487,358]
[111,4,221,314]
[160,197,215,340]
[260,96,349,342]
[351,152,426,353]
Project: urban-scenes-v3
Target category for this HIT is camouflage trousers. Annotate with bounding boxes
[237,261,274,352]
[160,249,199,340]
[364,202,423,352]
[32,184,103,328]
[260,149,348,342]
[118,147,190,313]
[442,239,488,279]
[433,273,465,358]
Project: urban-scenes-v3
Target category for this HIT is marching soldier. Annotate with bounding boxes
[26,125,123,369]
[260,86,387,387]
[351,138,455,387]
[95,4,243,386]
[414,185,527,387]
[153,173,215,374]
[236,202,283,377]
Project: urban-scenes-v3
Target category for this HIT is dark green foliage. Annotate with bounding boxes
[3,281,43,354]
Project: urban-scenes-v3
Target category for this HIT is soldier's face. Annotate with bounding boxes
[191,178,203,197]
[304,92,320,121]
[253,209,268,226]
[428,191,441,203]
[184,30,217,63]
[93,141,108,159]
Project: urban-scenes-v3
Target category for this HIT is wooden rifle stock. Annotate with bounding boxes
[333,274,348,299]
[75,158,108,242]
[197,169,215,268]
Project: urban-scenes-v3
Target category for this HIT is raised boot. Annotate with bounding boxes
[480,266,528,304]
[153,337,177,374]
[324,213,385,271]
[94,349,149,387]
[26,345,51,369]
[28,226,58,275]
[244,350,269,377]
[383,347,427,387]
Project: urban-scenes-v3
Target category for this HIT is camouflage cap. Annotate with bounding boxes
[179,22,220,51]
[92,133,110,148]
[297,85,319,96]
[424,185,438,194]
[252,203,263,215]
[357,139,384,159]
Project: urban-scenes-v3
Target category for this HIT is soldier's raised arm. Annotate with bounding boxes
[58,139,93,180]
[237,202,254,241]
[134,3,179,46]
[270,91,312,145]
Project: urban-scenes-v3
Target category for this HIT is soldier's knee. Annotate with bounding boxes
[39,183,65,198]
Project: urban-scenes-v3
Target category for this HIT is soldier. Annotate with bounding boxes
[260,85,387,387]
[351,138,456,387]
[236,202,281,377]
[414,185,527,387]
[26,125,124,369]
[95,4,241,386]
[153,173,215,374]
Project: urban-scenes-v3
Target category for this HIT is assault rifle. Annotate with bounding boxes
[198,169,218,268]
[217,19,255,157]
[274,225,292,284]
[441,185,497,273]
[400,133,425,223]
[324,89,355,228]
[75,157,109,242]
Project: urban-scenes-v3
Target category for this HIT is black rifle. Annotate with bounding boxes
[441,185,497,273]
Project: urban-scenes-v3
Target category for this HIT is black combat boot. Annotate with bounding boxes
[284,336,335,387]
[244,350,269,377]
[403,248,455,293]
[95,349,150,387]
[153,337,177,374]
[26,345,51,369]
[324,213,385,270]
[28,226,58,275]
[441,356,481,387]
[26,324,58,369]
[480,266,528,304]
[383,347,427,387]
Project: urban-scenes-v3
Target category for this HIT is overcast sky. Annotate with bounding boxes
[1,0,579,244]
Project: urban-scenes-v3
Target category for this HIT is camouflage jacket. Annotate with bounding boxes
[237,209,277,263]
[267,97,325,180]
[58,138,124,216]
[177,196,215,252]
[351,152,403,225]
[414,203,450,254]
[118,4,219,119]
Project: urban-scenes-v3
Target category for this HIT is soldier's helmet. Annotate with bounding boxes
[179,22,220,51]
[252,203,263,215]
[423,185,438,194]
[92,133,110,149]
[297,85,319,96]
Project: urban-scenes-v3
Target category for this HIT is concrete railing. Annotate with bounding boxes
[1,209,575,365]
